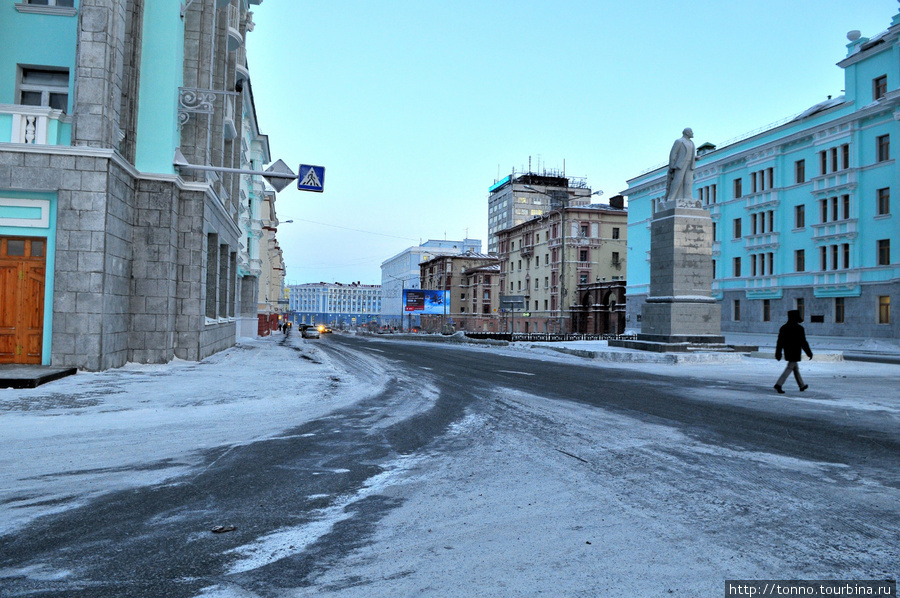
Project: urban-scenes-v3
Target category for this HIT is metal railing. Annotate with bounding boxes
[465,332,637,343]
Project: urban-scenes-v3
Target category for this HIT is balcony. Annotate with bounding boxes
[520,244,534,257]
[812,170,856,194]
[744,190,779,210]
[223,95,237,139]
[745,276,783,299]
[0,104,71,145]
[811,219,857,242]
[226,3,243,51]
[744,232,780,250]
[235,44,249,82]
[814,270,861,296]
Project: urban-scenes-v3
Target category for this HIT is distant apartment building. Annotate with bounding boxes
[624,8,900,339]
[288,282,382,329]
[496,197,628,333]
[487,169,593,254]
[417,252,500,333]
[0,0,278,370]
[380,238,482,329]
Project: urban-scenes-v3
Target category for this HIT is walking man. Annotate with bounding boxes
[774,309,813,393]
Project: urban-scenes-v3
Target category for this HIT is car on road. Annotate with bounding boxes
[301,325,320,339]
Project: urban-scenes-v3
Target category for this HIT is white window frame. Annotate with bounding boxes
[16,0,77,16]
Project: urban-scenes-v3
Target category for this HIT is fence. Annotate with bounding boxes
[464,332,637,343]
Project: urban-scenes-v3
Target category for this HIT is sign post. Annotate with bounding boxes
[499,294,526,336]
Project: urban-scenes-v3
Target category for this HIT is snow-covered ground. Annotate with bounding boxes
[0,337,387,536]
[2,333,898,596]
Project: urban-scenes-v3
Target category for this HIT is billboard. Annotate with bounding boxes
[403,289,448,314]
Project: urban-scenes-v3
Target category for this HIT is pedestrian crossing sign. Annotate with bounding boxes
[297,165,325,192]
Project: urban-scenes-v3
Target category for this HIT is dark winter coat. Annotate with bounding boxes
[775,311,813,362]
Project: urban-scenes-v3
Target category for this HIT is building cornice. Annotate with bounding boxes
[625,94,900,198]
[2,143,243,236]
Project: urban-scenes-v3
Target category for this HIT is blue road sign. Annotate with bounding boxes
[297,165,325,192]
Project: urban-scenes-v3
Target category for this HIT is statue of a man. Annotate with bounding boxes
[665,128,696,201]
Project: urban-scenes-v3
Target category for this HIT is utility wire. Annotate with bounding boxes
[289,218,419,241]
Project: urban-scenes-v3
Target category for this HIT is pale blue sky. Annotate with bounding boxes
[247,0,897,285]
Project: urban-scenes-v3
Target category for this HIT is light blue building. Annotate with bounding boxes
[288,282,382,330]
[624,9,900,339]
[0,0,273,370]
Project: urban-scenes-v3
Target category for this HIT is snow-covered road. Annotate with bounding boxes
[1,333,898,597]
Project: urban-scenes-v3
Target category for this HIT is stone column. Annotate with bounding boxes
[73,0,127,149]
[638,198,724,344]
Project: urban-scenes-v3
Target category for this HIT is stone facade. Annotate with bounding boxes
[495,200,628,334]
[638,199,723,343]
[418,253,500,333]
[0,0,272,370]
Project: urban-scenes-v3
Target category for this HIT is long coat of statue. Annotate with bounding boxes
[665,128,696,201]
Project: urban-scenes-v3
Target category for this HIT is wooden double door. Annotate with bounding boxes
[0,237,46,364]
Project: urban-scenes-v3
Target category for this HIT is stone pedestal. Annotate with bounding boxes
[639,299,723,343]
[640,198,723,344]
[611,198,737,351]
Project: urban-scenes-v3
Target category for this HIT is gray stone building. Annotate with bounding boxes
[0,0,273,370]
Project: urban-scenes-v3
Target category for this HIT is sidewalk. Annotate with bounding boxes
[724,332,900,364]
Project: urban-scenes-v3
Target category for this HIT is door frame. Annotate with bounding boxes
[0,194,57,365]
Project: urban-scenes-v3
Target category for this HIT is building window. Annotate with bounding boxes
[877,188,890,215]
[877,134,890,162]
[612,227,620,239]
[733,299,741,321]
[874,75,888,101]
[794,249,804,272]
[834,297,845,324]
[878,296,891,324]
[579,273,588,284]
[842,243,850,269]
[796,297,805,322]
[205,233,219,319]
[795,204,805,228]
[877,239,891,265]
[820,150,828,175]
[733,178,743,199]
[579,249,588,262]
[23,0,76,5]
[763,299,771,322]
[733,257,741,277]
[842,194,850,220]
[17,67,69,112]
[841,144,850,170]
[733,217,742,239]
[795,159,805,183]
